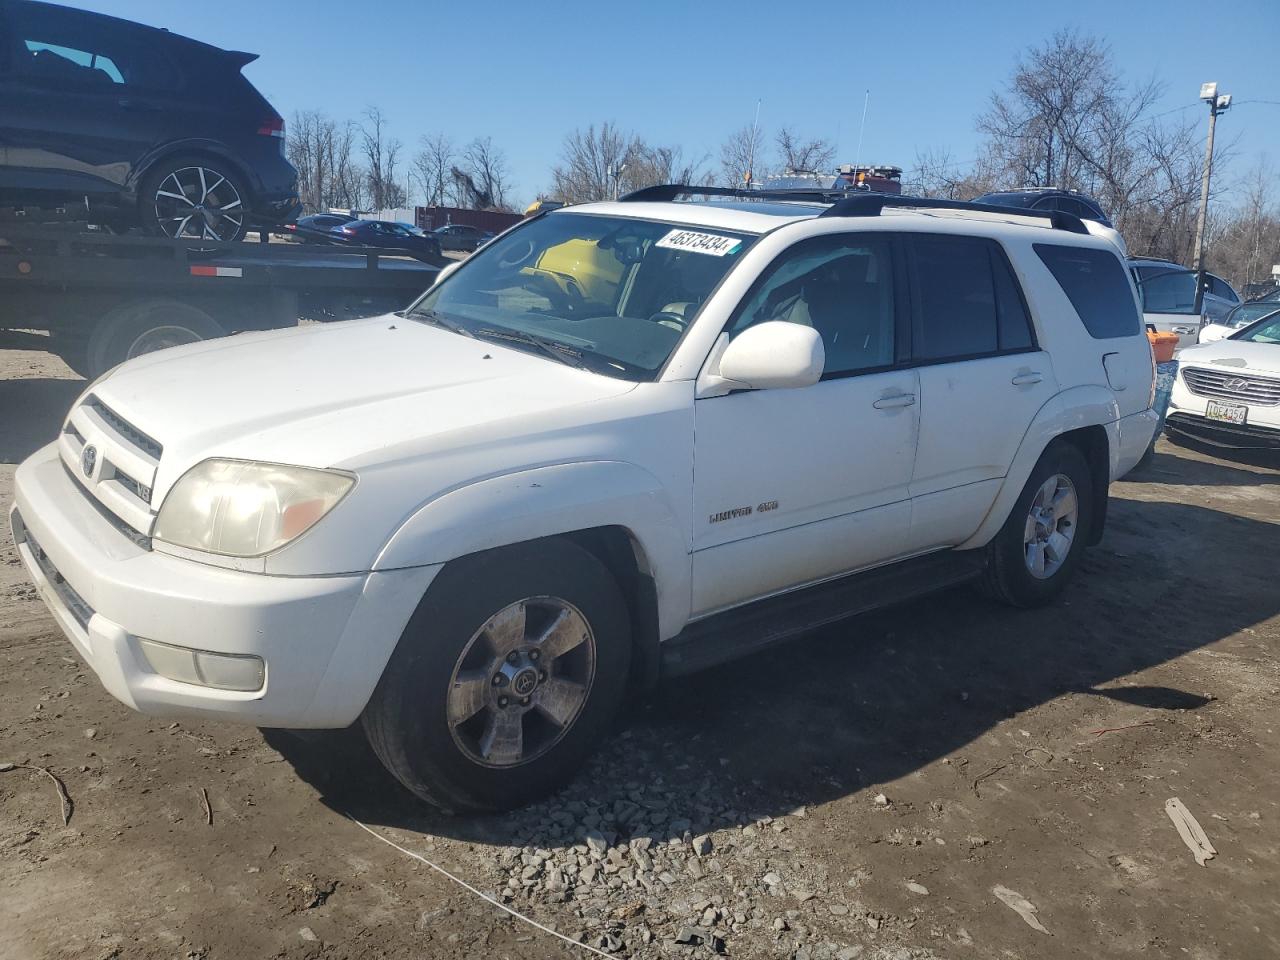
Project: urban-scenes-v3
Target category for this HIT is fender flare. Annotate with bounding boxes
[958,385,1121,551]
[373,460,690,641]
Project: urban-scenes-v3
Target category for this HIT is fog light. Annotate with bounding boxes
[138,638,265,692]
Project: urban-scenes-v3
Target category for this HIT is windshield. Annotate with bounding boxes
[408,212,756,380]
[1235,313,1280,343]
[1226,302,1280,328]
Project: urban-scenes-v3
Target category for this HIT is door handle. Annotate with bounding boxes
[1011,372,1043,385]
[873,393,916,409]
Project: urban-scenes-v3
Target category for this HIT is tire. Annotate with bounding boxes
[362,539,632,813]
[138,155,250,242]
[87,299,225,377]
[979,440,1093,608]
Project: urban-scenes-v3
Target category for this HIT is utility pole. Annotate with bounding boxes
[1192,82,1231,316]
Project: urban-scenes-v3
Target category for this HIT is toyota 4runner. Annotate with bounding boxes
[10,187,1159,812]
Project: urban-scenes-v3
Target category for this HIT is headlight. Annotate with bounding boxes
[154,459,354,557]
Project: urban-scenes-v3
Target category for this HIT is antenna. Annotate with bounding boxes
[852,90,870,177]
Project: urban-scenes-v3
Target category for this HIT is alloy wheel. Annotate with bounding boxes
[153,166,244,241]
[1023,473,1079,579]
[447,597,596,767]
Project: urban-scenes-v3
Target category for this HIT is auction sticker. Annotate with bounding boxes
[655,229,743,256]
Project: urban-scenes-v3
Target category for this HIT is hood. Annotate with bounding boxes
[1177,338,1280,377]
[91,316,636,485]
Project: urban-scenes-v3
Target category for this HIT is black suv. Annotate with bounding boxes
[973,188,1112,225]
[0,1,300,240]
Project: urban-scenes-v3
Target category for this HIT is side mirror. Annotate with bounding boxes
[1198,323,1233,344]
[717,321,825,390]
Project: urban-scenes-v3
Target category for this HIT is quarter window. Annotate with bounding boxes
[1036,244,1142,337]
[729,236,897,376]
[908,235,1033,361]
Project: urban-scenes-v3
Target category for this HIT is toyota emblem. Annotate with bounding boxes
[1223,377,1249,391]
[81,444,97,478]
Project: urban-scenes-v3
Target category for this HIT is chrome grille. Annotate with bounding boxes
[1181,367,1280,406]
[60,394,162,543]
[83,395,164,459]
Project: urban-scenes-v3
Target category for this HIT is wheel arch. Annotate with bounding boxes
[130,142,258,206]
[372,460,690,688]
[959,386,1120,551]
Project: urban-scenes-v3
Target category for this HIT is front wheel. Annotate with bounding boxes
[979,441,1094,607]
[362,540,631,813]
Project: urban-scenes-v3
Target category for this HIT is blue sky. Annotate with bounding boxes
[77,0,1280,208]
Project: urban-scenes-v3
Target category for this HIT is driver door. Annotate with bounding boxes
[691,234,919,616]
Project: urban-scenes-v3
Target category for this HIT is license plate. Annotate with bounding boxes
[1206,400,1247,425]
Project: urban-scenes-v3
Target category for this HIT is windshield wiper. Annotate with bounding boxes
[472,327,594,371]
[408,308,474,338]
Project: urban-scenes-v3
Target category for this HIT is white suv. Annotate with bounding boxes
[10,188,1158,812]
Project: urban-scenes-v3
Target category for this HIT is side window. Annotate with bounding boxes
[729,235,896,377]
[908,235,1011,361]
[11,8,173,90]
[992,249,1035,351]
[1209,276,1237,302]
[1035,243,1143,337]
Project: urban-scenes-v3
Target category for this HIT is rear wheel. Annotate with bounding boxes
[87,299,225,376]
[980,441,1093,607]
[362,540,631,813]
[139,156,249,242]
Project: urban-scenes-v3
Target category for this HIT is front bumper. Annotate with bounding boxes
[1165,412,1280,450]
[1167,377,1280,450]
[11,443,439,728]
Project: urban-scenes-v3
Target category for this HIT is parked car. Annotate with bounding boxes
[330,219,443,262]
[1199,300,1280,344]
[1129,257,1241,349]
[975,188,1127,255]
[1166,310,1280,449]
[0,0,300,240]
[282,211,358,242]
[432,223,493,252]
[10,188,1156,813]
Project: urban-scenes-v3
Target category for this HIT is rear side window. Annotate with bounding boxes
[10,6,176,91]
[1034,244,1141,339]
[908,235,1035,361]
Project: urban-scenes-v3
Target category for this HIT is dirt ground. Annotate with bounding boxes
[2,333,1279,960]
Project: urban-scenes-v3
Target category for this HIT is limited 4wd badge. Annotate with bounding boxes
[709,500,778,523]
[655,229,743,257]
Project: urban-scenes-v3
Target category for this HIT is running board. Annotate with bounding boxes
[661,550,987,677]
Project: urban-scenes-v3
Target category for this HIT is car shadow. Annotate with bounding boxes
[265,492,1278,851]
[0,377,83,465]
[1133,438,1280,481]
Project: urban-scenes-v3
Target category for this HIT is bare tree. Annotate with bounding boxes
[360,106,404,210]
[720,124,768,187]
[413,132,457,207]
[623,143,714,192]
[1206,160,1280,292]
[551,123,636,203]
[904,148,995,200]
[455,137,513,210]
[287,109,366,212]
[775,127,835,174]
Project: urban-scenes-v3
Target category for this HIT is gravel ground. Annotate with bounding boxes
[2,334,1279,960]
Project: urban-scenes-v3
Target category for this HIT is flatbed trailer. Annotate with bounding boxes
[0,225,439,377]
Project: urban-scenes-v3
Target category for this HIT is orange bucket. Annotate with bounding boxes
[1147,330,1179,363]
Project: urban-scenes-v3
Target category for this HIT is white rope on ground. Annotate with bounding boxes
[346,813,616,958]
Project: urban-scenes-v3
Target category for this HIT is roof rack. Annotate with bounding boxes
[820,193,1089,234]
[619,184,851,205]
[618,184,1091,235]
